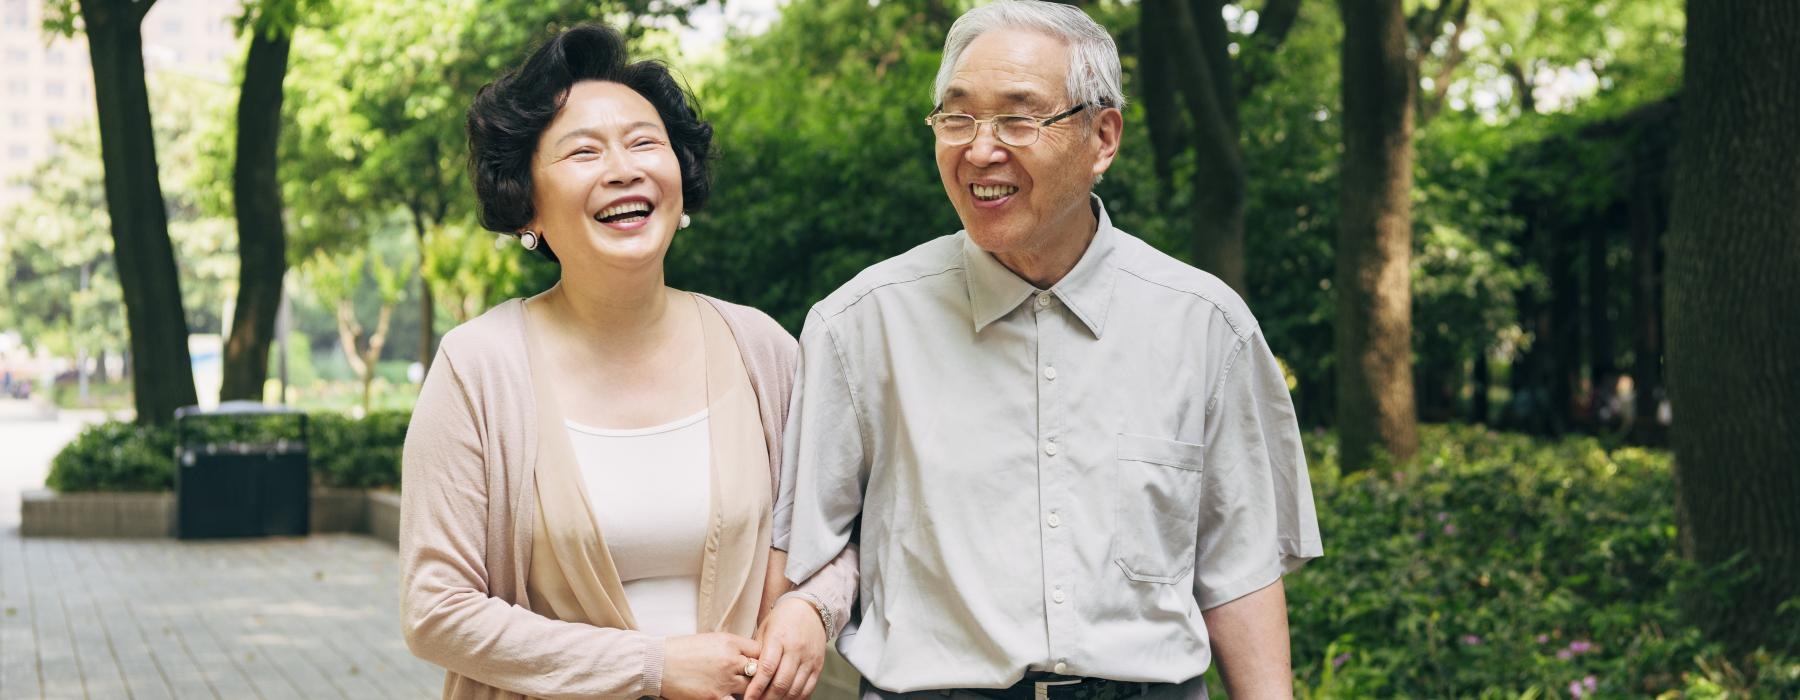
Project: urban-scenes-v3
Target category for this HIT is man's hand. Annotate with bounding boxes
[744,597,828,700]
[662,633,762,700]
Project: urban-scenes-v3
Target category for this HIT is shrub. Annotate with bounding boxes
[45,421,178,492]
[47,409,410,493]
[1288,424,1800,697]
[310,409,408,489]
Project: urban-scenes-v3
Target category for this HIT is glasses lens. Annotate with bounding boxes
[934,115,976,144]
[997,116,1040,146]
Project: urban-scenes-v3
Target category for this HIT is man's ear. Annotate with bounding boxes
[1091,107,1124,180]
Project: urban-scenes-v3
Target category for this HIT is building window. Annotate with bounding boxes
[46,81,65,97]
[6,80,25,96]
[8,112,23,128]
[47,113,65,128]
[161,18,182,34]
[7,144,27,159]
[4,47,26,63]
[47,49,65,65]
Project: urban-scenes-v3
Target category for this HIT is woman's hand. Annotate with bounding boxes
[662,633,762,700]
[743,597,829,700]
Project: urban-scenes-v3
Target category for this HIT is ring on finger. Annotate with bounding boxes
[743,660,759,677]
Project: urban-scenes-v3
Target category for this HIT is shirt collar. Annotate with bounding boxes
[964,194,1119,337]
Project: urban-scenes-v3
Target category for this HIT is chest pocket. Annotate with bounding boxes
[1112,433,1205,584]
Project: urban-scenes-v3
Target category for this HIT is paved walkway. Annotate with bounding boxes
[0,533,443,699]
[1,400,445,699]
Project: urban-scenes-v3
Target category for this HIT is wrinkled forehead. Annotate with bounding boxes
[939,29,1071,111]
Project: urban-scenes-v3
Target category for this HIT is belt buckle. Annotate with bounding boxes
[1033,679,1082,700]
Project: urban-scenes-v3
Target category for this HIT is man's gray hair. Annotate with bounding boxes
[931,0,1126,112]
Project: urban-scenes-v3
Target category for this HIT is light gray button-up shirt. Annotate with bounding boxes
[776,198,1323,692]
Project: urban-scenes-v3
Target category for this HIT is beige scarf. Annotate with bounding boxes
[521,294,772,637]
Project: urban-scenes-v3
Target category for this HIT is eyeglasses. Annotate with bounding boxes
[925,104,1087,147]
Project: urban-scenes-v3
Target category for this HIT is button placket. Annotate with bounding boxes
[1036,296,1076,673]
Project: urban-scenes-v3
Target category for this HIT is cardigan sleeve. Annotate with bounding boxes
[709,296,860,640]
[399,346,666,699]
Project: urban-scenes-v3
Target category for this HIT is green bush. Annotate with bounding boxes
[46,421,178,492]
[309,409,408,489]
[47,409,410,493]
[1289,425,1800,697]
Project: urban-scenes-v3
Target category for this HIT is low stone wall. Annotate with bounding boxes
[21,490,173,538]
[21,487,399,542]
[368,490,401,546]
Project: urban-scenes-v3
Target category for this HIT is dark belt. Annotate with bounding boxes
[963,675,1150,700]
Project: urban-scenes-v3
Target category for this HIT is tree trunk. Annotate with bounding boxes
[220,31,293,403]
[1470,350,1490,425]
[1666,0,1800,655]
[1156,0,1248,295]
[1137,3,1184,195]
[1549,226,1579,432]
[81,0,197,426]
[1629,144,1666,445]
[1335,0,1418,471]
[1587,217,1615,428]
[411,209,436,372]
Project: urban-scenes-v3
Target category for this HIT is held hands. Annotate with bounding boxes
[662,633,762,700]
[744,597,829,700]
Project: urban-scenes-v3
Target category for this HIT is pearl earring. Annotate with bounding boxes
[679,213,692,230]
[520,230,539,250]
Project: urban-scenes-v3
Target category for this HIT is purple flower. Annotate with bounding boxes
[1460,634,1482,646]
[1569,640,1593,654]
[1557,649,1573,660]
[1568,680,1585,698]
[1536,634,1549,644]
[1583,676,1597,692]
[1436,511,1451,522]
[1443,523,1458,535]
[1332,652,1351,670]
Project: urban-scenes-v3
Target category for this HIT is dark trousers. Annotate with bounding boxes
[859,676,1209,700]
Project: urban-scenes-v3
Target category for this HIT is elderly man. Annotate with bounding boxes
[775,1,1322,698]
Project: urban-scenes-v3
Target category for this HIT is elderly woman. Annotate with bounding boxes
[399,25,854,700]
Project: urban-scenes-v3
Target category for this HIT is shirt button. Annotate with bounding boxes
[1036,292,1052,308]
[1047,512,1061,528]
[1051,587,1066,604]
[1044,441,1059,456]
[1053,661,1068,675]
[1043,366,1057,380]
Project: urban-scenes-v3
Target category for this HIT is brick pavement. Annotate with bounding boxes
[0,532,444,699]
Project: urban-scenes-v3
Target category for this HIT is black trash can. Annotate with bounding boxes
[174,401,311,539]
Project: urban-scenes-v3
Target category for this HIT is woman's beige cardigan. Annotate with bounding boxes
[399,297,856,699]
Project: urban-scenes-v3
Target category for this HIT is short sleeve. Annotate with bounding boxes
[1192,329,1323,609]
[777,308,871,583]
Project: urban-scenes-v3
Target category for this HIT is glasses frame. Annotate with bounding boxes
[925,103,1088,147]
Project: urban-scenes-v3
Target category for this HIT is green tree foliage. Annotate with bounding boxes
[297,229,414,415]
[3,77,240,371]
[667,0,962,330]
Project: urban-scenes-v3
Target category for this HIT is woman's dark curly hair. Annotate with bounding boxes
[466,24,713,262]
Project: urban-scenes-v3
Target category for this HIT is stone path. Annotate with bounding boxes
[0,533,444,699]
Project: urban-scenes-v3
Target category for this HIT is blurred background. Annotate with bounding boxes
[2,0,1796,696]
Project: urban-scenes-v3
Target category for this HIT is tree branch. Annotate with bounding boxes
[1416,0,1471,123]
[1236,0,1303,100]
[1137,7,1188,192]
[1162,0,1246,193]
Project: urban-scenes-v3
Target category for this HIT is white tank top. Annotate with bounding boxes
[564,409,710,637]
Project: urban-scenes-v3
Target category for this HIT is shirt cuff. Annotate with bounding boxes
[641,635,666,697]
